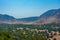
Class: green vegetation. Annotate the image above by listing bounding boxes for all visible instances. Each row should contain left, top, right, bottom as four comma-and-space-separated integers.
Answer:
0, 23, 60, 40
0, 28, 46, 40
0, 23, 60, 32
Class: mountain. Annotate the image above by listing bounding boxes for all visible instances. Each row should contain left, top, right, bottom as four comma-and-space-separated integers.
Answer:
0, 8, 60, 24
17, 17, 39, 22
0, 14, 16, 22
35, 9, 60, 24
0, 14, 39, 24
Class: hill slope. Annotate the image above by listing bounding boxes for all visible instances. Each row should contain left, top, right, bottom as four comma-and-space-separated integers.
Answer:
0, 14, 16, 22
35, 9, 60, 24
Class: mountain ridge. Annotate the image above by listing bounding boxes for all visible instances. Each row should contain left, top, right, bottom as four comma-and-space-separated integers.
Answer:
0, 8, 60, 24
0, 14, 39, 24
35, 8, 60, 24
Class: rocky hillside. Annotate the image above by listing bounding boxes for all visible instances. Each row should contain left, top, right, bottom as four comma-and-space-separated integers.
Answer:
35, 9, 60, 24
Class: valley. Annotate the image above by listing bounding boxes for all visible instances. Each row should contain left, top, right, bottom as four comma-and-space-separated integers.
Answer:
0, 8, 60, 40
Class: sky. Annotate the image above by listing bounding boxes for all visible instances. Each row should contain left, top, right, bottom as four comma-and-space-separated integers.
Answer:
0, 0, 60, 18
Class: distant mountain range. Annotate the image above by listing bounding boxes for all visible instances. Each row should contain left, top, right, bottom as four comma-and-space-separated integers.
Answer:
0, 14, 39, 24
0, 8, 60, 24
17, 17, 39, 22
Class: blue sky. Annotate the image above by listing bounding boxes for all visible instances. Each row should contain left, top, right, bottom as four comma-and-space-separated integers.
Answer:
0, 0, 60, 18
